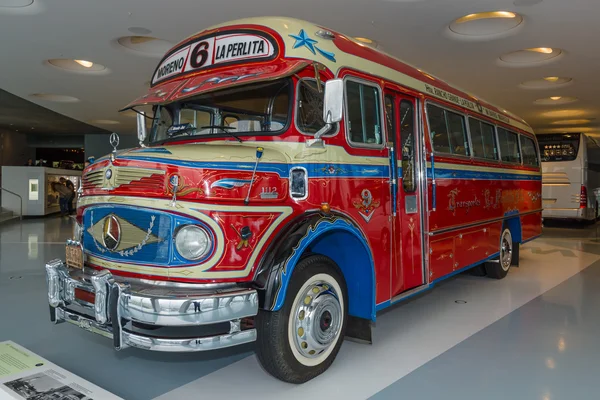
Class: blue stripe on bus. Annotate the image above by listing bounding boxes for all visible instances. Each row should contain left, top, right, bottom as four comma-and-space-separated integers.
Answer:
425, 167, 541, 181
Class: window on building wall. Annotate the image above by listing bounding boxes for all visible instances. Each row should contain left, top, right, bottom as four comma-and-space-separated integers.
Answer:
520, 135, 539, 166
497, 127, 521, 163
468, 118, 498, 160
346, 80, 383, 146
427, 104, 469, 156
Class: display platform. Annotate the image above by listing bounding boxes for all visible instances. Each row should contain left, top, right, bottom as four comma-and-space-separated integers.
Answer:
1, 167, 81, 217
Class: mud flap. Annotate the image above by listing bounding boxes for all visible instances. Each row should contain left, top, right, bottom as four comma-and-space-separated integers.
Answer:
345, 316, 372, 344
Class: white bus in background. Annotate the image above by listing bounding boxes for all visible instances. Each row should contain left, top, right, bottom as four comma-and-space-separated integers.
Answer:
538, 132, 600, 222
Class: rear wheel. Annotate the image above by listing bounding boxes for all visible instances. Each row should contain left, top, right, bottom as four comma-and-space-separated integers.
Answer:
255, 254, 348, 383
485, 228, 513, 279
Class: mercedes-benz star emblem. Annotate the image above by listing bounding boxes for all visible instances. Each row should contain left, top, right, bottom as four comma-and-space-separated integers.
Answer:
102, 215, 121, 251
105, 169, 113, 180
109, 132, 120, 152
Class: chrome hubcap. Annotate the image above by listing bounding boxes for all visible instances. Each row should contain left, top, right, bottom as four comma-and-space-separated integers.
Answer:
292, 281, 342, 359
500, 234, 512, 271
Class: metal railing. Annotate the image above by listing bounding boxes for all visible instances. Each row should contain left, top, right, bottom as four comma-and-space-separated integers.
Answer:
1, 187, 23, 220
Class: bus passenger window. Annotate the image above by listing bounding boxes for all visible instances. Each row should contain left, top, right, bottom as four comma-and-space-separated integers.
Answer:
520, 135, 539, 166
346, 80, 382, 146
427, 104, 469, 156
427, 104, 451, 153
400, 100, 416, 192
497, 128, 521, 163
385, 95, 395, 146
468, 118, 498, 160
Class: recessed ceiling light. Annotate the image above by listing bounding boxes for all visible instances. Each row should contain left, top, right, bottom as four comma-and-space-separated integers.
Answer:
30, 93, 80, 103
551, 119, 593, 125
47, 59, 107, 74
90, 119, 120, 125
500, 47, 562, 65
0, 0, 33, 7
520, 76, 572, 89
534, 96, 578, 105
526, 47, 553, 54
128, 26, 152, 35
116, 36, 173, 57
74, 59, 93, 68
542, 109, 587, 118
449, 11, 523, 37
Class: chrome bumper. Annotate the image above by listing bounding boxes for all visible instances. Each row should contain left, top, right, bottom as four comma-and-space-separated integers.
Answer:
45, 259, 258, 352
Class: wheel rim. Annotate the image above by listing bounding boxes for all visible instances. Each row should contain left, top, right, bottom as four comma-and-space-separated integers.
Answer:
500, 231, 513, 271
291, 279, 343, 362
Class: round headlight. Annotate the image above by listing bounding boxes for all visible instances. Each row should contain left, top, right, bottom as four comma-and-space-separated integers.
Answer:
175, 225, 211, 260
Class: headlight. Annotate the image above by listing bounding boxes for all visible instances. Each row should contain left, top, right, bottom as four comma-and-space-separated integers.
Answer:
72, 218, 83, 242
175, 225, 211, 260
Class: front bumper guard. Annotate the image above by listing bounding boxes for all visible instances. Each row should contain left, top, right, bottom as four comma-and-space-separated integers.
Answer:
45, 259, 258, 352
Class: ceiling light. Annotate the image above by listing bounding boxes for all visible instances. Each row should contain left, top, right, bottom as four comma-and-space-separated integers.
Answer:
449, 11, 523, 37
0, 0, 33, 7
527, 47, 553, 54
116, 36, 173, 56
520, 76, 572, 89
455, 11, 516, 24
47, 59, 107, 73
90, 119, 120, 125
128, 26, 152, 35
30, 93, 80, 103
542, 109, 587, 118
550, 119, 593, 125
534, 96, 578, 105
500, 48, 562, 65
74, 59, 93, 68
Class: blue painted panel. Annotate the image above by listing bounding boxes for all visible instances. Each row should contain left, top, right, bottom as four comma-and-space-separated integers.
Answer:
83, 205, 213, 267
426, 167, 541, 181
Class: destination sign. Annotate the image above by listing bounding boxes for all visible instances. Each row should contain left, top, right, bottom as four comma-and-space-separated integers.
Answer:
152, 31, 277, 86
424, 83, 510, 124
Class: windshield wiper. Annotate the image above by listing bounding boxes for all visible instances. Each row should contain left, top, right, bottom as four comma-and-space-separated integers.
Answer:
200, 126, 243, 142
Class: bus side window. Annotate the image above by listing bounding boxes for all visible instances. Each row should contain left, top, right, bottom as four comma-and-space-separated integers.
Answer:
426, 104, 469, 156
520, 135, 539, 166
498, 128, 521, 163
400, 100, 416, 192
469, 118, 498, 160
346, 80, 383, 146
384, 95, 395, 147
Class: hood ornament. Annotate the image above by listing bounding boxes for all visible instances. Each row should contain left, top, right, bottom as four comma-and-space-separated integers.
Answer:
109, 132, 120, 161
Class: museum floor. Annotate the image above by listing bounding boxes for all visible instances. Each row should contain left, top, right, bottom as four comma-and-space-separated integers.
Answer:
1, 217, 598, 399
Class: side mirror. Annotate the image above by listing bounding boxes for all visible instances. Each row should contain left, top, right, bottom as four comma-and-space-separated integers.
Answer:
323, 78, 343, 124
137, 111, 147, 147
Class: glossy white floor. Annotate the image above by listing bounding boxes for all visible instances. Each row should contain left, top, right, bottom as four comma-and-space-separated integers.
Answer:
1, 217, 599, 400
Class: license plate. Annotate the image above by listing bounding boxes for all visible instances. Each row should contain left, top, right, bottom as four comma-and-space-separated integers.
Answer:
66, 244, 84, 269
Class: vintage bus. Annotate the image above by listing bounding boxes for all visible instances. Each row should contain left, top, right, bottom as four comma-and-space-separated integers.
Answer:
45, 17, 542, 383
539, 132, 600, 222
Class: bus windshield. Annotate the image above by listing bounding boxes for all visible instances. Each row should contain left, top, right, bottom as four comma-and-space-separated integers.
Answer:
537, 133, 581, 162
150, 79, 291, 143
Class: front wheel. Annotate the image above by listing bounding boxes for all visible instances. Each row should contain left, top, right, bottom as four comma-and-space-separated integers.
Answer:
255, 254, 348, 383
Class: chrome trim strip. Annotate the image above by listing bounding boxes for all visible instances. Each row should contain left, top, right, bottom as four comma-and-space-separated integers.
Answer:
428, 209, 543, 236
55, 308, 257, 352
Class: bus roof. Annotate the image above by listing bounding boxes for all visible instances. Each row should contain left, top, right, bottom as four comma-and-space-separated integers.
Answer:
127, 17, 533, 134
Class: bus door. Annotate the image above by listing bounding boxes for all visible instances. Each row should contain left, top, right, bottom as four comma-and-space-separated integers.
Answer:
384, 92, 425, 297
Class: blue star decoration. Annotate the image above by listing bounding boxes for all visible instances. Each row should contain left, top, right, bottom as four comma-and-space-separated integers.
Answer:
289, 29, 336, 62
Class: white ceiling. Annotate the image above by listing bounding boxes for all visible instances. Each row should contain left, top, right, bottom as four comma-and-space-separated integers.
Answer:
0, 0, 599, 137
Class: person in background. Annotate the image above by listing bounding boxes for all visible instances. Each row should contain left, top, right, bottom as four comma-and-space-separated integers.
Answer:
53, 178, 72, 217
65, 178, 76, 214
25, 159, 33, 166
